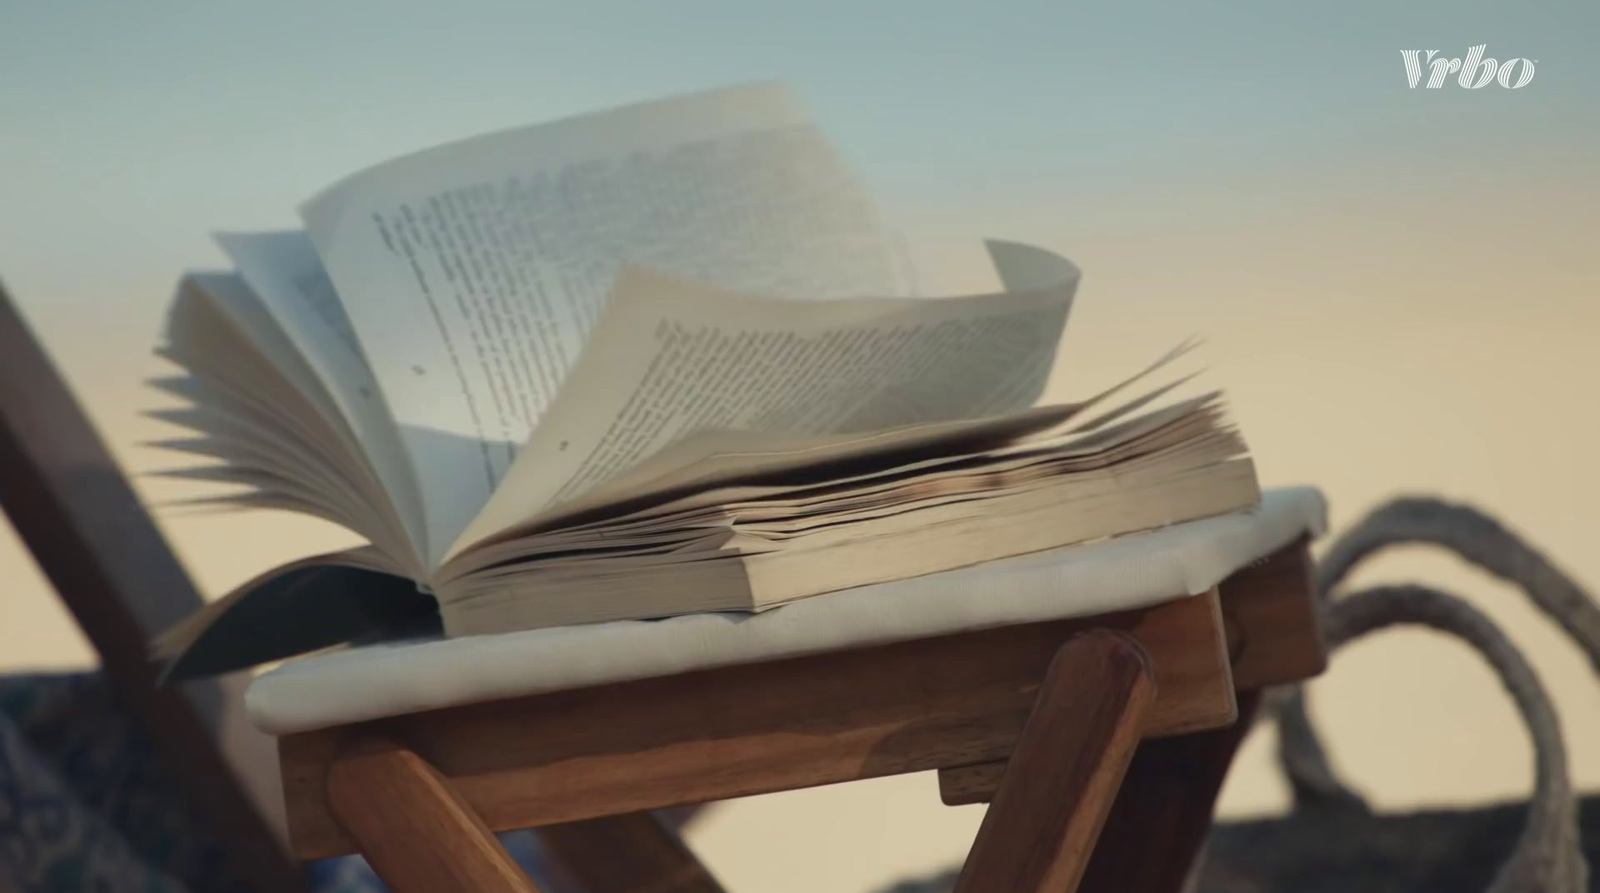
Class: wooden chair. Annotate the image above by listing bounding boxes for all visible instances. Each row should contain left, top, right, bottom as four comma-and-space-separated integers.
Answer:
1, 278, 1327, 893
263, 531, 1324, 893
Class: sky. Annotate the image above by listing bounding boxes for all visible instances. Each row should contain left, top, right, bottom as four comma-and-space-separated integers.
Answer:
3, 2, 1599, 891
3, 0, 1595, 303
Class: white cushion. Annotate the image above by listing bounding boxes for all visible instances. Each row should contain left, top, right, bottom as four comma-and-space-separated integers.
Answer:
246, 486, 1327, 734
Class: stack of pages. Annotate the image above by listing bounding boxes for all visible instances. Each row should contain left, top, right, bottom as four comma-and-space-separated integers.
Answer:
151, 83, 1259, 679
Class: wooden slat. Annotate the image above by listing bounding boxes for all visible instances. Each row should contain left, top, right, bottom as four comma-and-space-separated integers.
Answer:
283, 587, 1234, 859
938, 757, 1011, 806
953, 631, 1154, 893
1220, 538, 1324, 690
1076, 689, 1264, 893
327, 737, 540, 893
0, 284, 302, 892
541, 812, 727, 893
937, 539, 1321, 806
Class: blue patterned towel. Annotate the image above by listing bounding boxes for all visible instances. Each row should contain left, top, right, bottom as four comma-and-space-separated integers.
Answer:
0, 672, 556, 893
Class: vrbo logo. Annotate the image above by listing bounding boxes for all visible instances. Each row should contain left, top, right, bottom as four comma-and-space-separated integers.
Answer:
1402, 45, 1536, 89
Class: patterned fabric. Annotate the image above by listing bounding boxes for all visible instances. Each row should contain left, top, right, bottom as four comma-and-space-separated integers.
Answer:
0, 673, 559, 893
0, 673, 249, 893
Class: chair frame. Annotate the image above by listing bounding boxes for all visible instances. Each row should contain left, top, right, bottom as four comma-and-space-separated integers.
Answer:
0, 279, 1325, 893
0, 282, 303, 892
283, 540, 1321, 893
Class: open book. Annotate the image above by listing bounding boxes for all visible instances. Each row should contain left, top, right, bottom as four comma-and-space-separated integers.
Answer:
150, 83, 1260, 679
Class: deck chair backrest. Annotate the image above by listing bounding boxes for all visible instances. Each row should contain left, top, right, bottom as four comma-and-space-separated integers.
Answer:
0, 281, 302, 893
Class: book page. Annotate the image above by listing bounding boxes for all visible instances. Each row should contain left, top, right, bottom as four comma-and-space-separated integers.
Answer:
301, 83, 909, 565
157, 274, 426, 572
449, 241, 1080, 559
216, 231, 428, 564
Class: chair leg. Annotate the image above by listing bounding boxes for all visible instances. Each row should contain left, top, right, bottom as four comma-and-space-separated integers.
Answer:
954, 630, 1156, 893
540, 811, 727, 893
326, 736, 541, 893
1077, 689, 1264, 893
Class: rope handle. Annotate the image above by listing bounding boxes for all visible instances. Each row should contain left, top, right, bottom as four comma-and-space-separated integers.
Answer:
1271, 498, 1595, 893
